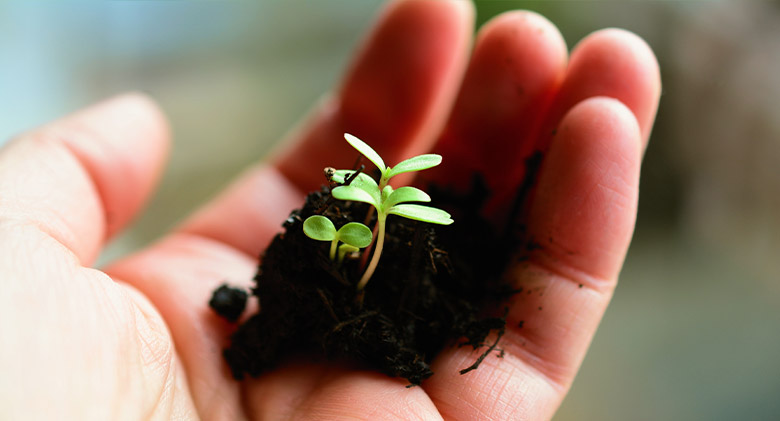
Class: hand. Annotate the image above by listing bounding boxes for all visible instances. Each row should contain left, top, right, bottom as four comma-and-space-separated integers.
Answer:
0, 0, 659, 419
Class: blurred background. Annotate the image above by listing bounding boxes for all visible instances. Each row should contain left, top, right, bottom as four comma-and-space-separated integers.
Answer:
2, 1, 778, 419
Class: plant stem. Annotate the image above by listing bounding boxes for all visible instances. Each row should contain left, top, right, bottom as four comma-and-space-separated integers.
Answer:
329, 239, 338, 260
357, 214, 385, 290
358, 207, 378, 269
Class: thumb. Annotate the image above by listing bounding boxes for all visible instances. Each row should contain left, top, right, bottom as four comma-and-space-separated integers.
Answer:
0, 93, 170, 264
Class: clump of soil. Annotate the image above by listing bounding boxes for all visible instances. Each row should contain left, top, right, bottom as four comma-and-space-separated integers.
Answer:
211, 177, 515, 386
209, 284, 248, 323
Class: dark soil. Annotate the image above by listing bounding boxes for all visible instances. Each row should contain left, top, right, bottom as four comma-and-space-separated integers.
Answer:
209, 284, 248, 323
210, 175, 518, 386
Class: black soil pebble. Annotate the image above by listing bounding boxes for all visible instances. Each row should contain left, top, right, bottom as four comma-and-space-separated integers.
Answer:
209, 284, 248, 323
210, 178, 517, 386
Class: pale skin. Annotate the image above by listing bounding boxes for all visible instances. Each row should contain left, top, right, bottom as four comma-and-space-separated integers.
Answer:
0, 1, 660, 420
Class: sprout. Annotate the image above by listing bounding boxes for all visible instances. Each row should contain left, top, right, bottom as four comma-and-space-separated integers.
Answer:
337, 244, 359, 265
302, 215, 373, 261
331, 134, 453, 290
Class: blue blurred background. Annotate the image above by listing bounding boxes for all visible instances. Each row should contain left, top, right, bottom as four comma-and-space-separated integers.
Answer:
2, 1, 779, 419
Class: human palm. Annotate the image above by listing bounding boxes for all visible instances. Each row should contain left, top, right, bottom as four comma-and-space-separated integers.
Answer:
0, 1, 659, 420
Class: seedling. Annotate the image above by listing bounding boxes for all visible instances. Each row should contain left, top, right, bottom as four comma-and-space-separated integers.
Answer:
337, 244, 359, 265
331, 133, 453, 290
302, 215, 373, 262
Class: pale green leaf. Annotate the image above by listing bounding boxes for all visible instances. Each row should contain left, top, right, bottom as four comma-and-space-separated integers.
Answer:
331, 170, 377, 188
337, 243, 359, 263
389, 204, 453, 225
330, 171, 346, 184
332, 185, 379, 207
336, 222, 373, 248
344, 133, 385, 172
332, 170, 380, 204
385, 186, 431, 209
381, 185, 393, 202
338, 244, 359, 253
302, 215, 337, 241
386, 154, 442, 178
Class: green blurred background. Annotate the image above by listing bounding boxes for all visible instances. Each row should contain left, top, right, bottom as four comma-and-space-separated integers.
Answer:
2, 1, 779, 419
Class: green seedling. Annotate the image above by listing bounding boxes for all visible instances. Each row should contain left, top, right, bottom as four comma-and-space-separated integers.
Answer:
331, 133, 453, 290
302, 215, 373, 261
337, 244, 359, 265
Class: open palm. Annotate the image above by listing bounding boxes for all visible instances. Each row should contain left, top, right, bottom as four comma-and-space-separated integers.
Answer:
0, 1, 660, 419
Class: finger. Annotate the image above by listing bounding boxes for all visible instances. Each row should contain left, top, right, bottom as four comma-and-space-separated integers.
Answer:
530, 98, 642, 280
0, 94, 196, 417
107, 231, 445, 421
242, 364, 442, 420
179, 165, 305, 257
538, 28, 661, 152
273, 0, 474, 192
424, 98, 643, 420
106, 233, 257, 421
105, 167, 305, 419
107, 1, 474, 418
422, 11, 567, 212
0, 93, 169, 264
181, 0, 474, 257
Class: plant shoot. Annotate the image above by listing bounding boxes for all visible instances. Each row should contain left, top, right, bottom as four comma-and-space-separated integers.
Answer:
302, 215, 373, 261
331, 133, 453, 290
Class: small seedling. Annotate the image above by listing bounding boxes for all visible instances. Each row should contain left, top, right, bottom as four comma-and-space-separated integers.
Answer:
337, 244, 359, 265
303, 215, 373, 262
330, 133, 453, 290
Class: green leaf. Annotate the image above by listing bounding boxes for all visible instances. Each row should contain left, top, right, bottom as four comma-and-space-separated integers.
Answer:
344, 133, 386, 172
332, 185, 379, 207
332, 169, 380, 204
336, 222, 373, 248
303, 215, 337, 241
338, 244, 359, 254
333, 172, 381, 208
337, 243, 359, 264
384, 186, 431, 209
331, 170, 377, 188
381, 185, 393, 202
386, 154, 442, 178
330, 171, 346, 184
389, 204, 453, 225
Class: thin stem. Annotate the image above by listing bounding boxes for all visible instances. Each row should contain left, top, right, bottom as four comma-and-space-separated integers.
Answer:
356, 214, 385, 290
329, 239, 338, 260
337, 248, 346, 266
359, 207, 378, 269
378, 171, 389, 192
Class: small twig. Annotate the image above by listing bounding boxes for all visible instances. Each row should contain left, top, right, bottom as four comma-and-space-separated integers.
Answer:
344, 164, 365, 186
459, 307, 509, 375
459, 326, 506, 375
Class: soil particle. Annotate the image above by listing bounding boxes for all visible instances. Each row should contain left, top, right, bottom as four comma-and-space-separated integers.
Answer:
209, 284, 248, 323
